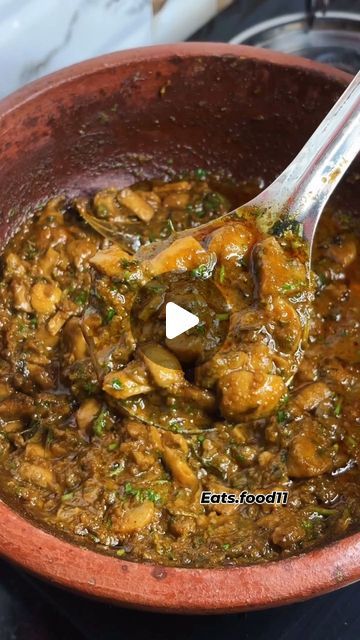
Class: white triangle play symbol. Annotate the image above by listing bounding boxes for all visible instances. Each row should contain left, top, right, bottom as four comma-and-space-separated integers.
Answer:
165, 302, 199, 340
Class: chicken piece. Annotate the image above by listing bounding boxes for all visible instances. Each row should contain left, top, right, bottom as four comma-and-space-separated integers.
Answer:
31, 282, 62, 315
271, 514, 307, 549
255, 236, 307, 299
287, 422, 333, 478
268, 295, 302, 353
136, 190, 161, 211
37, 197, 64, 226
163, 192, 190, 209
5, 252, 27, 276
11, 280, 32, 312
0, 383, 12, 401
66, 239, 97, 270
154, 180, 192, 194
34, 326, 60, 349
293, 382, 331, 412
180, 384, 216, 413
140, 343, 184, 390
165, 333, 204, 364
47, 310, 71, 336
2, 420, 24, 434
62, 318, 88, 362
25, 443, 50, 460
124, 419, 148, 439
0, 394, 34, 420
19, 462, 58, 492
327, 238, 357, 268
90, 245, 134, 277
103, 361, 153, 400
37, 247, 60, 277
76, 398, 102, 433
204, 480, 239, 514
218, 370, 285, 421
161, 431, 189, 455
118, 188, 155, 222
195, 350, 249, 389
162, 446, 198, 490
93, 189, 122, 219
114, 501, 155, 535
144, 236, 212, 276
169, 516, 196, 538
207, 222, 254, 266
131, 450, 156, 470
197, 342, 273, 390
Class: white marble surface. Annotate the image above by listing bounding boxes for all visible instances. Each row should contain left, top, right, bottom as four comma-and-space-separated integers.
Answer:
0, 0, 220, 98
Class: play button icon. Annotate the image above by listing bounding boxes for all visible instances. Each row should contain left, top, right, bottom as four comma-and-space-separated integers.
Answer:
165, 302, 199, 340
130, 270, 230, 367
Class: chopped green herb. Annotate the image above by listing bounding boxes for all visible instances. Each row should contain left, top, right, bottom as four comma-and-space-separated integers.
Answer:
280, 281, 304, 293
108, 442, 119, 452
188, 201, 205, 218
167, 218, 175, 234
345, 435, 356, 450
310, 507, 335, 517
45, 429, 54, 447
168, 418, 182, 432
120, 259, 133, 269
143, 489, 161, 503
109, 461, 124, 477
216, 313, 229, 321
277, 410, 288, 424
61, 491, 74, 502
111, 378, 123, 391
222, 543, 230, 550
93, 409, 109, 437
203, 192, 225, 213
73, 290, 89, 305
271, 218, 302, 237
104, 307, 116, 324
124, 483, 161, 503
18, 322, 27, 334
191, 263, 213, 280
124, 482, 140, 499
302, 519, 314, 533
149, 285, 165, 293
83, 381, 97, 394
219, 265, 226, 284
334, 398, 343, 417
195, 323, 206, 335
116, 548, 126, 557
194, 168, 208, 180
24, 240, 38, 261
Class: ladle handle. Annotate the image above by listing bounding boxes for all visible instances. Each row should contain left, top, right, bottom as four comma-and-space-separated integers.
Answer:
252, 70, 360, 243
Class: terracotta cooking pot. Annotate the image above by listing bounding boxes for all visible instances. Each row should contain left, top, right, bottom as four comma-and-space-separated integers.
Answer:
0, 43, 359, 614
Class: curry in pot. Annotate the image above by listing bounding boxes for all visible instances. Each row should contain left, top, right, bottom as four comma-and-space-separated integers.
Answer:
0, 173, 359, 567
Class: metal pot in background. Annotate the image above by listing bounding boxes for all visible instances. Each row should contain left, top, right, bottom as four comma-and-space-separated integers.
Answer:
231, 8, 360, 74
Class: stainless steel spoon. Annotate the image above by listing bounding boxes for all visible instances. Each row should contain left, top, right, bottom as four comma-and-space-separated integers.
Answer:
81, 70, 360, 255
139, 69, 360, 261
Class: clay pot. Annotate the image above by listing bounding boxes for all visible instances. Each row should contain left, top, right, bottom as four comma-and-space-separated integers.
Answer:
0, 44, 358, 613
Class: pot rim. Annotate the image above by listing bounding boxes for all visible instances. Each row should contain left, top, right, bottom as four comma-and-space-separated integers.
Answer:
0, 42, 351, 117
0, 43, 356, 613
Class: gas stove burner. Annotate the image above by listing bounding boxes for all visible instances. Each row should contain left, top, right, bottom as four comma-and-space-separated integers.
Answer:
231, 11, 360, 74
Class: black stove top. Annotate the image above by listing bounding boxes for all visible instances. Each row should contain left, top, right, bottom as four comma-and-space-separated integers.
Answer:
192, 0, 360, 47
2, 556, 360, 640
1, 1, 360, 638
